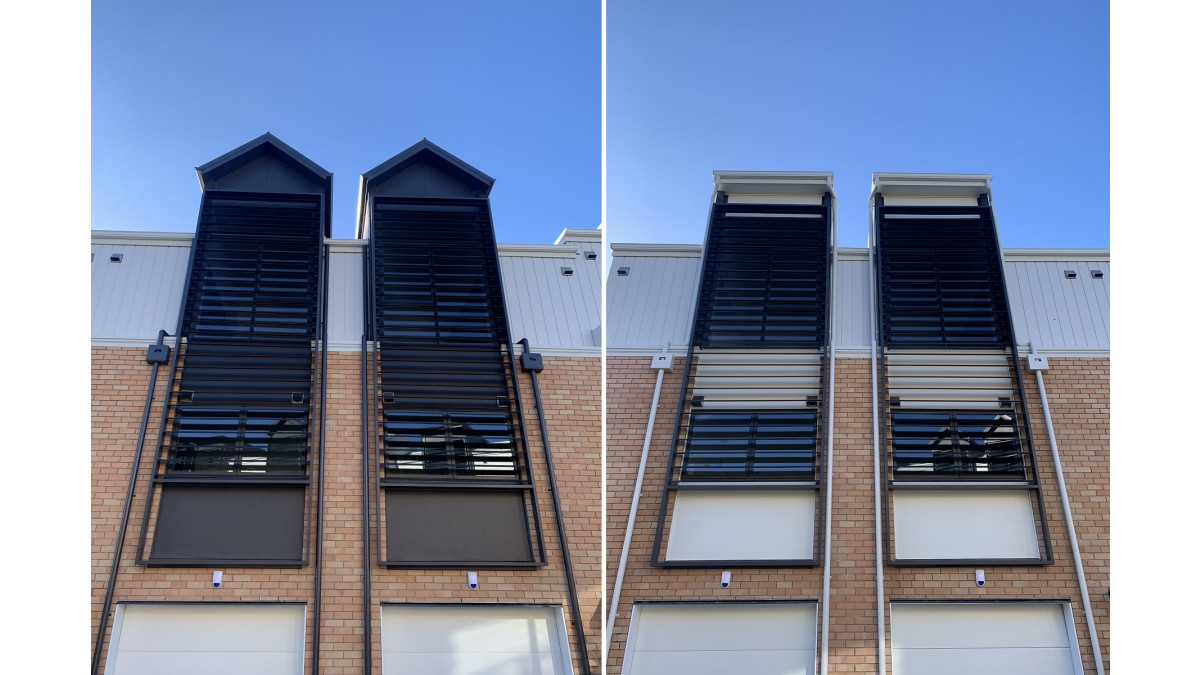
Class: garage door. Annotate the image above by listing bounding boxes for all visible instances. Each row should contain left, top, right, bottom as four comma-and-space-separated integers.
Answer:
381, 605, 572, 675
105, 603, 305, 675
622, 603, 816, 675
891, 603, 1082, 675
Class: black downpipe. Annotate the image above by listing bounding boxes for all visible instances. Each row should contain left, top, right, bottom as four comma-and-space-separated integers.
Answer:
516, 338, 591, 675
311, 240, 330, 675
361, 237, 375, 673
92, 330, 171, 675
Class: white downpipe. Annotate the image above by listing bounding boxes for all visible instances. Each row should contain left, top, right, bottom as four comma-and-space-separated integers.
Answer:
1029, 344, 1106, 675
819, 246, 838, 675
605, 346, 669, 655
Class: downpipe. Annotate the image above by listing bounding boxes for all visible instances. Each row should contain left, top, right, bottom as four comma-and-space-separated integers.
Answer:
819, 245, 838, 675
92, 330, 171, 675
517, 338, 592, 675
606, 345, 670, 655
1028, 344, 1105, 675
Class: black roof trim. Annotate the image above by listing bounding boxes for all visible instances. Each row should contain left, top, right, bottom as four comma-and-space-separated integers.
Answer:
195, 132, 333, 192
362, 139, 495, 196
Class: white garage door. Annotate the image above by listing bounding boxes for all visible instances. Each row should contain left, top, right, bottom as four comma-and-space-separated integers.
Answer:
105, 603, 306, 675
891, 603, 1082, 675
622, 603, 816, 675
381, 604, 572, 675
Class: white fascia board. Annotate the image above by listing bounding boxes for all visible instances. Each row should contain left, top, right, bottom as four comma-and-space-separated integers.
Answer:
606, 346, 692, 357
870, 172, 993, 201
554, 227, 601, 244
327, 238, 367, 251
1002, 248, 1110, 261
498, 243, 581, 258
713, 171, 835, 203
836, 247, 869, 260
92, 230, 194, 246
609, 243, 702, 257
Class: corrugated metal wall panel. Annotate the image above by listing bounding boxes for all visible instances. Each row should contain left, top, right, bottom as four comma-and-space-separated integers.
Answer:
1004, 259, 1110, 350
327, 245, 365, 345
91, 241, 191, 339
834, 255, 872, 349
606, 254, 701, 349
499, 251, 601, 349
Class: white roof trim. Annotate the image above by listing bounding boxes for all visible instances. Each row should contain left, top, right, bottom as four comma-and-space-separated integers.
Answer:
498, 243, 580, 258
871, 172, 992, 200
610, 243, 702, 257
92, 230, 193, 246
554, 228, 601, 244
713, 170, 835, 199
1002, 248, 1110, 261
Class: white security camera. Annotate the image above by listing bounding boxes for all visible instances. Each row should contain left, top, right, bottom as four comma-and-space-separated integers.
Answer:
212, 570, 223, 589
975, 569, 985, 587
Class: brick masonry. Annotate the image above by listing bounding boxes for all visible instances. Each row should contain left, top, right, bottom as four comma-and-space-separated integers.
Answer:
92, 347, 602, 674
605, 354, 1108, 674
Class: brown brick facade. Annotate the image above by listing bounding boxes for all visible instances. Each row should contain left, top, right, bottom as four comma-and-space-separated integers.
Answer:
93, 347, 602, 674
605, 354, 1109, 674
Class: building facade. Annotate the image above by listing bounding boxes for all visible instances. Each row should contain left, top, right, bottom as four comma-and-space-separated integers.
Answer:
606, 172, 1109, 674
91, 135, 602, 674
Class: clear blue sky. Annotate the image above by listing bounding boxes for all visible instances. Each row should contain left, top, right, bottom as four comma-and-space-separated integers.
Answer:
607, 1, 1110, 249
92, 1, 600, 243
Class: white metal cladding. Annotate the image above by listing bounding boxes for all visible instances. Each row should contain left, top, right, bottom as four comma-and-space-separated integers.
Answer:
326, 242, 365, 345
1003, 257, 1110, 351
91, 241, 191, 340
105, 603, 305, 675
885, 351, 1014, 408
380, 605, 571, 675
606, 251, 702, 350
693, 350, 821, 408
892, 490, 1040, 560
833, 251, 872, 350
499, 248, 602, 350
665, 491, 815, 561
891, 602, 1082, 675
622, 603, 817, 675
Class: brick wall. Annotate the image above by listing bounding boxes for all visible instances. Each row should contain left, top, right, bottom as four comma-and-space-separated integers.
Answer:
92, 347, 602, 674
606, 355, 1109, 674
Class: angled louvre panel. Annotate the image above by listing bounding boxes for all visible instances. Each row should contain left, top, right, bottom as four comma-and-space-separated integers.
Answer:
166, 191, 321, 477
693, 203, 829, 349
877, 206, 1010, 349
693, 350, 822, 409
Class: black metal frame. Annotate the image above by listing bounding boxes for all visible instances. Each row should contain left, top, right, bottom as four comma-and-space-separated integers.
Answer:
366, 195, 546, 568
872, 193, 1054, 567
651, 196, 832, 568
135, 190, 327, 567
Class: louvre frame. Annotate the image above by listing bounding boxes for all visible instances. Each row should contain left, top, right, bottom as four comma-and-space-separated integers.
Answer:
366, 195, 546, 568
651, 194, 833, 568
137, 189, 327, 567
872, 193, 1054, 566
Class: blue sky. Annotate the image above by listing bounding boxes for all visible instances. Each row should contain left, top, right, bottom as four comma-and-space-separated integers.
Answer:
607, 1, 1110, 248
91, 1, 600, 243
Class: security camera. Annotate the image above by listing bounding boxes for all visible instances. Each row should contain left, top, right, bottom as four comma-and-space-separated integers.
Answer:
467, 572, 478, 590
212, 570, 223, 589
975, 569, 985, 587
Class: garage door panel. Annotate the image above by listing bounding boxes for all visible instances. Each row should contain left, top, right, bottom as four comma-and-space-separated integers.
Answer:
381, 651, 562, 675
890, 603, 1080, 675
623, 604, 816, 675
381, 605, 569, 675
894, 647, 1076, 674
891, 603, 1070, 648
632, 604, 815, 651
108, 604, 305, 675
112, 651, 303, 675
630, 649, 815, 675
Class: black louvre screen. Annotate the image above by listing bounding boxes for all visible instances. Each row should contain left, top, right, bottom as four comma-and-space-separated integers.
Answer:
877, 206, 1011, 349
371, 197, 522, 482
167, 192, 321, 476
693, 202, 830, 349
683, 411, 818, 480
890, 409, 1028, 480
